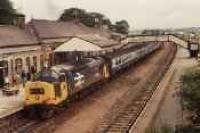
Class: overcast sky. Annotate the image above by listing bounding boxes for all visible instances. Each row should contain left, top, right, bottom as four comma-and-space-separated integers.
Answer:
11, 0, 200, 29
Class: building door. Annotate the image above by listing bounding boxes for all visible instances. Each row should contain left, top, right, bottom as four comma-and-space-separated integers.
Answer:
0, 60, 8, 87
0, 67, 4, 87
26, 57, 31, 72
15, 58, 23, 74
33, 56, 37, 72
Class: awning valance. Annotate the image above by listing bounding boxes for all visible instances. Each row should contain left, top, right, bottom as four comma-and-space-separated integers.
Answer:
54, 37, 102, 52
0, 45, 41, 54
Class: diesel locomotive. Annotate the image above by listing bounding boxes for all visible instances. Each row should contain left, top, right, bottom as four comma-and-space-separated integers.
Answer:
24, 42, 161, 118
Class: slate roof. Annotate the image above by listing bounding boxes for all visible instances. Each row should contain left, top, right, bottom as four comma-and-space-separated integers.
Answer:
0, 19, 122, 50
28, 19, 112, 40
0, 25, 38, 48
77, 34, 119, 48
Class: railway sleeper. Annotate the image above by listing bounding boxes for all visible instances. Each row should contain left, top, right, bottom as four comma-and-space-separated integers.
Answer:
119, 111, 138, 116
101, 121, 130, 127
112, 120, 132, 125
99, 126, 128, 130
103, 126, 129, 133
115, 116, 133, 121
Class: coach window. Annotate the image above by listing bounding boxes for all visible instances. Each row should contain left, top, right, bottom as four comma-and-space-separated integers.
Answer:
49, 53, 53, 66
115, 59, 118, 66
117, 57, 121, 65
59, 74, 66, 82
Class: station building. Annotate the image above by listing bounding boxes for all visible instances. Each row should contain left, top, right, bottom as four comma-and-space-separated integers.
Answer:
0, 18, 123, 86
0, 25, 42, 85
27, 19, 122, 63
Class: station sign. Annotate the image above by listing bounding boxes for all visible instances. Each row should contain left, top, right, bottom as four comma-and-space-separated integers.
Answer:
188, 43, 199, 58
190, 43, 199, 51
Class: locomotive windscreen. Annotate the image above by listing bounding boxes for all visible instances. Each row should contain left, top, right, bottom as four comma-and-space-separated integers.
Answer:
37, 69, 60, 83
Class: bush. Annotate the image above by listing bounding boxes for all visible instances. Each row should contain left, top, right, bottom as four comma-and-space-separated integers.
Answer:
181, 68, 200, 123
146, 124, 174, 133
176, 125, 200, 133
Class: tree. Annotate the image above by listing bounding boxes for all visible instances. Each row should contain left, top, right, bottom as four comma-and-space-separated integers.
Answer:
80, 13, 96, 27
103, 18, 111, 26
59, 8, 87, 22
0, 0, 14, 11
114, 20, 130, 34
59, 8, 112, 28
59, 8, 98, 27
59, 8, 131, 33
82, 12, 106, 27
181, 68, 200, 123
0, 0, 16, 25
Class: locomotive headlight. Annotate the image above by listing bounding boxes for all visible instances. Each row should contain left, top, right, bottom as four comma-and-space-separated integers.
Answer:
46, 98, 55, 104
35, 95, 40, 100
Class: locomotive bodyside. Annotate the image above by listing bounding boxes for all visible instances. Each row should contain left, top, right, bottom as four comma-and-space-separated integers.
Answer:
24, 58, 109, 118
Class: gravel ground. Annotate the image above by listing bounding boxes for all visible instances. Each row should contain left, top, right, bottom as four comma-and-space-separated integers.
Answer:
153, 46, 198, 130
53, 43, 172, 133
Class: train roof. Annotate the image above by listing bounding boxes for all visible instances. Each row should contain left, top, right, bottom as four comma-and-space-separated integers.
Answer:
51, 57, 104, 73
51, 64, 74, 73
104, 42, 149, 59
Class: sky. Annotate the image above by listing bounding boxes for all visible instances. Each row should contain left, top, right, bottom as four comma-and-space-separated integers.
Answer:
11, 0, 200, 29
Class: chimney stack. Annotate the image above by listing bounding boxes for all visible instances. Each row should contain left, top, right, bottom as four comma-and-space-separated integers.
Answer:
13, 14, 25, 29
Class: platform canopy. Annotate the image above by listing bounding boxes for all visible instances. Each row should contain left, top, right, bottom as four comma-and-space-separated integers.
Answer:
54, 37, 103, 52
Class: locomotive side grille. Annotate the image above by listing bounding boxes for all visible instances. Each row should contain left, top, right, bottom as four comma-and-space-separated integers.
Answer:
30, 88, 44, 95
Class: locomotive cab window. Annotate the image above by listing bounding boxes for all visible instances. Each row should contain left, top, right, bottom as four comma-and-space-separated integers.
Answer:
59, 74, 66, 82
54, 84, 62, 97
38, 69, 59, 83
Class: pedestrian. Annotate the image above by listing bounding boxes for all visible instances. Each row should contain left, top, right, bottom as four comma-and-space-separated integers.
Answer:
15, 73, 21, 90
4, 76, 9, 89
27, 71, 31, 81
25, 66, 29, 81
12, 75, 16, 86
21, 70, 26, 87
31, 65, 37, 81
44, 61, 48, 69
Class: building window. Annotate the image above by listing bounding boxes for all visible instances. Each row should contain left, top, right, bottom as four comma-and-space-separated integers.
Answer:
10, 59, 14, 76
15, 58, 23, 74
0, 60, 8, 75
0, 60, 8, 87
26, 57, 31, 72
40, 55, 44, 68
33, 56, 37, 72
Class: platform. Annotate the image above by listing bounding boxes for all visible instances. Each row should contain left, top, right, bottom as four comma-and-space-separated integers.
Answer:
0, 85, 24, 118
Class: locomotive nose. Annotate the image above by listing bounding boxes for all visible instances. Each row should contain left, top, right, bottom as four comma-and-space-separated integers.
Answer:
25, 81, 54, 106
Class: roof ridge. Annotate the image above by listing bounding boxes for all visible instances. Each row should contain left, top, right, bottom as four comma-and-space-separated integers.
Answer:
0, 25, 16, 28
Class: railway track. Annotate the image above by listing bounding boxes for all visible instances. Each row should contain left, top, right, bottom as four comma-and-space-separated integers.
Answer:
0, 43, 177, 133
0, 111, 31, 133
95, 43, 177, 133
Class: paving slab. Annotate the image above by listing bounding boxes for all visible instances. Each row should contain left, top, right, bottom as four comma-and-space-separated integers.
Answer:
0, 85, 24, 118
130, 47, 198, 133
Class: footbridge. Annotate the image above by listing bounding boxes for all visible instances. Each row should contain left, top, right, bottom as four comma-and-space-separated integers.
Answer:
127, 35, 189, 49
